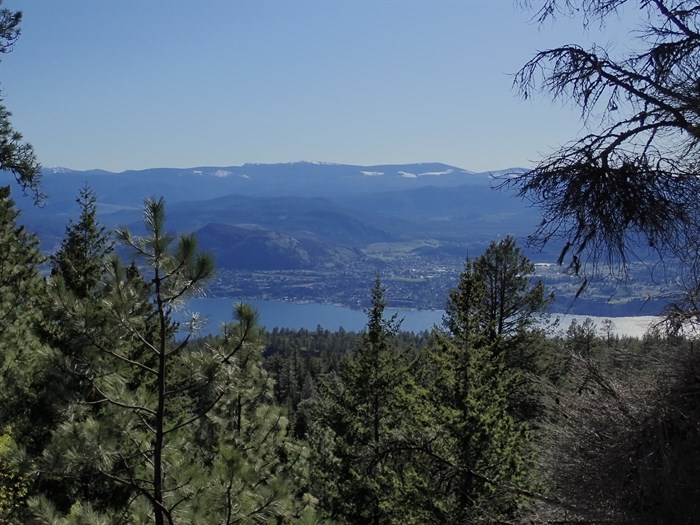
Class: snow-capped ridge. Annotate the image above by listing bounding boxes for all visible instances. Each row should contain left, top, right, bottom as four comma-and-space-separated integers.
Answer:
418, 169, 453, 176
281, 160, 341, 166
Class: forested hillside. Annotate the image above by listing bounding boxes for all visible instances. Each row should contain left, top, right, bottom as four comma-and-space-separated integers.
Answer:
3, 0, 700, 523
2, 190, 698, 523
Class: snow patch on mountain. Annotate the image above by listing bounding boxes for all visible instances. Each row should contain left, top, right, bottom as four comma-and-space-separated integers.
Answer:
398, 171, 417, 178
283, 160, 340, 166
419, 169, 453, 176
361, 171, 384, 177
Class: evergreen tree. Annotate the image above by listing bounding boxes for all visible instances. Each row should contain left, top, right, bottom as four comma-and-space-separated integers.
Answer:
310, 276, 424, 524
0, 431, 30, 524
0, 190, 52, 449
473, 237, 552, 419
0, 187, 45, 522
0, 8, 44, 467
418, 259, 533, 522
50, 185, 112, 299
32, 198, 316, 524
0, 187, 117, 522
473, 236, 550, 342
34, 189, 129, 512
565, 317, 598, 358
179, 306, 317, 524
0, 187, 45, 424
0, 3, 42, 200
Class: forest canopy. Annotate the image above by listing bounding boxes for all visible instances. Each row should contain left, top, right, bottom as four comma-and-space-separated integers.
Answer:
1, 1, 699, 523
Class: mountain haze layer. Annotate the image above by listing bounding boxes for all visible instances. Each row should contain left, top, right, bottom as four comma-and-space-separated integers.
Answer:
5, 162, 663, 315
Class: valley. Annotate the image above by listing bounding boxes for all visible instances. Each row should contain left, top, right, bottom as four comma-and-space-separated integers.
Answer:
9, 161, 674, 318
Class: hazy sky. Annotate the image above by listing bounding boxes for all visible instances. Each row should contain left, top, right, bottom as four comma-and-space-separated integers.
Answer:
0, 0, 627, 172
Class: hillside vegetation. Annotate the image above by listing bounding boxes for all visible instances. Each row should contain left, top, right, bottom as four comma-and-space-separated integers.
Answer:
1, 191, 697, 524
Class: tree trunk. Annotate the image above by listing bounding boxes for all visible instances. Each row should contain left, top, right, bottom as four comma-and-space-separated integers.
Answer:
153, 271, 167, 525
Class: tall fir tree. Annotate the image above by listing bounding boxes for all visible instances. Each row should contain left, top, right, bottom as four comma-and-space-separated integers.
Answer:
473, 236, 552, 420
417, 259, 533, 523
310, 276, 425, 524
473, 236, 550, 342
35, 188, 130, 513
50, 185, 113, 299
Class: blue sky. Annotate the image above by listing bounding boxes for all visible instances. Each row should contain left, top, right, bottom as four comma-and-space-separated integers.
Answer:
0, 0, 624, 172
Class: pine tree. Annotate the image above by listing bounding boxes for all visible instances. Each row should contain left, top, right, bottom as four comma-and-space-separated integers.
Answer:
473, 236, 552, 420
0, 187, 45, 522
32, 198, 316, 524
0, 192, 47, 439
310, 276, 424, 524
178, 305, 317, 524
507, 0, 700, 283
418, 259, 533, 522
0, 4, 42, 200
473, 236, 550, 342
0, 187, 44, 384
0, 431, 30, 524
50, 185, 112, 299
35, 190, 132, 512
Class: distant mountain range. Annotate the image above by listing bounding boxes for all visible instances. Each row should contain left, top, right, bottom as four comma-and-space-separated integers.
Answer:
4, 161, 666, 316
40, 161, 497, 207
10, 161, 539, 259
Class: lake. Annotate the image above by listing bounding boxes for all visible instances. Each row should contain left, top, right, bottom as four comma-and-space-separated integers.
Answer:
184, 297, 444, 333
183, 297, 659, 338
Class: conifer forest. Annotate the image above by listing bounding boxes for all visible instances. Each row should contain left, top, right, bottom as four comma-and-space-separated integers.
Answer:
2, 1, 700, 524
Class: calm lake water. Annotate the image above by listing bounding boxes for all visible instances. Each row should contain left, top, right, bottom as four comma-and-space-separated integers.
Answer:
183, 297, 658, 338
